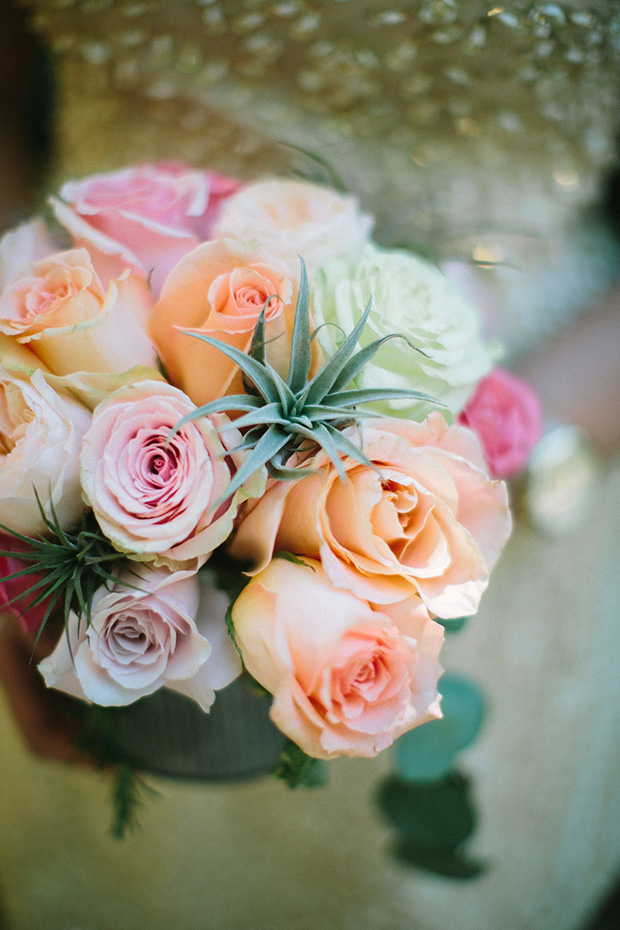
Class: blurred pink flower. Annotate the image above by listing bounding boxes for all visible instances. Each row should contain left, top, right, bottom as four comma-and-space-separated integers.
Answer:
51, 162, 242, 295
458, 367, 543, 478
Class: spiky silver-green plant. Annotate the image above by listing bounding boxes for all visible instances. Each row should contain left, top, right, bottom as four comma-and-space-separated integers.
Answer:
175, 260, 437, 497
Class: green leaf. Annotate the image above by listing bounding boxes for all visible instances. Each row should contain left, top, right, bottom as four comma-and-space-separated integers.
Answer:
302, 298, 374, 406
273, 740, 328, 788
392, 836, 485, 879
395, 674, 485, 782
267, 460, 317, 481
330, 333, 427, 395
180, 331, 277, 403
310, 422, 347, 482
377, 771, 477, 850
224, 602, 243, 660
435, 615, 470, 634
219, 424, 291, 502
286, 259, 312, 394
273, 551, 315, 569
220, 402, 288, 432
249, 299, 274, 368
326, 386, 438, 407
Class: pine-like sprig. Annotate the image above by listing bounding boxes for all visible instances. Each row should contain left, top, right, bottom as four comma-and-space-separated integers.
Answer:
0, 498, 129, 648
173, 259, 437, 498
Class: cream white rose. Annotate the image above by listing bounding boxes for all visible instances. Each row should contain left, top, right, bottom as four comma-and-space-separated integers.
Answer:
312, 244, 492, 418
0, 367, 91, 535
212, 179, 373, 276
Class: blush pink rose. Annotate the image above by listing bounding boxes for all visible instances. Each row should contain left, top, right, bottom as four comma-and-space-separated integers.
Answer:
0, 367, 91, 536
38, 566, 214, 709
0, 248, 157, 376
80, 380, 263, 569
232, 557, 443, 759
52, 163, 242, 295
212, 178, 374, 276
230, 412, 512, 619
458, 367, 543, 478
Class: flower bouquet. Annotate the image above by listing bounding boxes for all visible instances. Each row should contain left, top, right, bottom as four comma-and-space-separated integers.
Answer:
0, 163, 540, 861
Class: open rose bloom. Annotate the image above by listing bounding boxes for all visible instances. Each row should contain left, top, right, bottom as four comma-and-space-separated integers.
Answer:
0, 162, 521, 774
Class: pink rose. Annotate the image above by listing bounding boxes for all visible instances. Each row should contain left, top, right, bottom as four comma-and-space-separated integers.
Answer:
52, 163, 242, 295
38, 566, 236, 710
458, 367, 543, 478
80, 380, 262, 569
0, 367, 91, 536
0, 248, 157, 376
232, 557, 443, 759
230, 412, 512, 619
212, 178, 374, 275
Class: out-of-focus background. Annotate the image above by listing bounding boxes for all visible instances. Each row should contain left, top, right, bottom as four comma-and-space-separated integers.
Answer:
0, 2, 619, 928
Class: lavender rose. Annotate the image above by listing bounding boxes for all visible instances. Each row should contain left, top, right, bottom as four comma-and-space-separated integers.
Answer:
39, 566, 240, 710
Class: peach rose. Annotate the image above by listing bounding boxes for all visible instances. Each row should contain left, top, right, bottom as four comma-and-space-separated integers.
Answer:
458, 367, 543, 478
212, 178, 373, 276
0, 367, 91, 536
149, 239, 317, 406
80, 380, 263, 569
0, 248, 157, 376
232, 557, 443, 759
52, 163, 241, 295
231, 412, 512, 618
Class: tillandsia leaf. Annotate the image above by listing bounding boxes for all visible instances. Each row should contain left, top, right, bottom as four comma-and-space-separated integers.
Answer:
180, 332, 276, 403
281, 142, 348, 193
267, 461, 317, 480
327, 387, 438, 407
249, 295, 279, 368
217, 403, 289, 433
178, 261, 440, 493
300, 298, 374, 407
286, 259, 312, 394
323, 424, 376, 471
299, 405, 373, 422
307, 422, 347, 483
330, 333, 430, 395
223, 425, 291, 501
265, 362, 296, 414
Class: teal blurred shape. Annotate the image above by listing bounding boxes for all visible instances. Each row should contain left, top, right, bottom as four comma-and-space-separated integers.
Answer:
395, 673, 485, 781
377, 771, 477, 850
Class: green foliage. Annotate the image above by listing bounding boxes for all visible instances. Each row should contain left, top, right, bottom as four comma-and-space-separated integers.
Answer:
378, 771, 476, 847
395, 673, 485, 781
78, 703, 159, 840
0, 501, 129, 647
109, 764, 159, 841
377, 770, 485, 878
273, 740, 328, 789
435, 615, 470, 634
392, 836, 485, 879
174, 259, 436, 502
